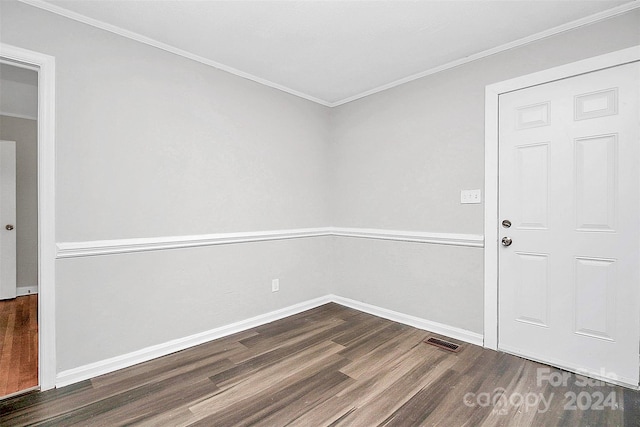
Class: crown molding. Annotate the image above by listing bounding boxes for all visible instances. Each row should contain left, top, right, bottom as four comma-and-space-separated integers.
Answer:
18, 0, 640, 108
328, 1, 640, 107
17, 0, 332, 107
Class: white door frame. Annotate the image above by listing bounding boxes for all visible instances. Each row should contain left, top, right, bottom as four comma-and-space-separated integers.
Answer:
484, 45, 640, 351
0, 43, 57, 391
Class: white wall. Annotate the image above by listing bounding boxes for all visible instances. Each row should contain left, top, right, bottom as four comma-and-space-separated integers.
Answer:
329, 10, 640, 333
0, 0, 331, 371
0, 115, 39, 291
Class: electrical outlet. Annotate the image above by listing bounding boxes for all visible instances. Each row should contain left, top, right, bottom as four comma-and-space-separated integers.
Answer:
271, 279, 279, 292
461, 189, 482, 204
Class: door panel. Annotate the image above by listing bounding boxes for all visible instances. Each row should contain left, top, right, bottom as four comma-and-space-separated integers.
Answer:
514, 252, 549, 327
574, 134, 617, 231
516, 143, 549, 229
498, 62, 639, 386
574, 257, 616, 341
0, 140, 17, 300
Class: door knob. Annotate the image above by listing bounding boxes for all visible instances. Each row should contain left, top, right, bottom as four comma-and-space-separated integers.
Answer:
501, 237, 512, 247
5, 224, 14, 231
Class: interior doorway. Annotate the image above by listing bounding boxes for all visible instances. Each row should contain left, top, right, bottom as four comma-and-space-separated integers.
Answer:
0, 43, 56, 394
0, 62, 40, 398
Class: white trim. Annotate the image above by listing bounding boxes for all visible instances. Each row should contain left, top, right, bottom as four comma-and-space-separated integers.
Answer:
17, 0, 331, 108
56, 295, 333, 387
17, 0, 639, 108
332, 227, 484, 248
0, 43, 57, 391
57, 228, 334, 258
56, 227, 484, 258
483, 46, 640, 351
0, 58, 39, 72
484, 82, 500, 351
0, 111, 38, 121
330, 2, 640, 107
330, 295, 484, 347
16, 285, 38, 296
55, 294, 483, 387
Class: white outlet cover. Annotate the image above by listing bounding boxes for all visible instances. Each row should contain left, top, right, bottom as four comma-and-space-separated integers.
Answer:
461, 189, 482, 204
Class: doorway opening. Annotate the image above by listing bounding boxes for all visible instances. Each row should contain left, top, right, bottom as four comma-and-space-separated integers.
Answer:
0, 43, 56, 396
0, 62, 39, 397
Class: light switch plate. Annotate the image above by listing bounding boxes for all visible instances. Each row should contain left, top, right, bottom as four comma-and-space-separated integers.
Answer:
461, 189, 482, 204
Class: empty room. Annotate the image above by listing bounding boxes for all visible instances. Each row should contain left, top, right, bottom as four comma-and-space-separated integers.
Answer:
0, 0, 639, 425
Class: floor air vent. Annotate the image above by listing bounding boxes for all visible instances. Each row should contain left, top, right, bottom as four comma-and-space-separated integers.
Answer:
424, 337, 461, 353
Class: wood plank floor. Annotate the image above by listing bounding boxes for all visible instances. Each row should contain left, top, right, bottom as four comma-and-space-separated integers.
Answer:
1, 302, 639, 426
0, 295, 38, 397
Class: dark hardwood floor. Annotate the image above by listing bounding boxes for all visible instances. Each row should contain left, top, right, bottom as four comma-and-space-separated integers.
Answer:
0, 295, 38, 397
1, 302, 638, 426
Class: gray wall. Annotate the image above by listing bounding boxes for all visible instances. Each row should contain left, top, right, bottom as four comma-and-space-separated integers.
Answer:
1, 0, 638, 373
0, 66, 38, 120
57, 237, 330, 368
329, 10, 640, 334
1, 3, 330, 241
0, 115, 38, 290
0, 0, 331, 371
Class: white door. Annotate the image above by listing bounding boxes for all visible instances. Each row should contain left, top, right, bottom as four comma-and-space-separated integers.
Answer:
498, 62, 640, 386
0, 140, 17, 300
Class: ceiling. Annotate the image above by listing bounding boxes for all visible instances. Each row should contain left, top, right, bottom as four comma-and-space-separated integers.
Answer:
22, 0, 638, 106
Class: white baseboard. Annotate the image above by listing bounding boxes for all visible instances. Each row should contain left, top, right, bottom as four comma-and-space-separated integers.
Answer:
55, 294, 483, 388
16, 285, 38, 296
55, 295, 332, 387
329, 294, 484, 347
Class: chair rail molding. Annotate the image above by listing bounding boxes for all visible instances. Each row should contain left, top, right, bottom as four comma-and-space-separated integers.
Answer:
57, 227, 485, 258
